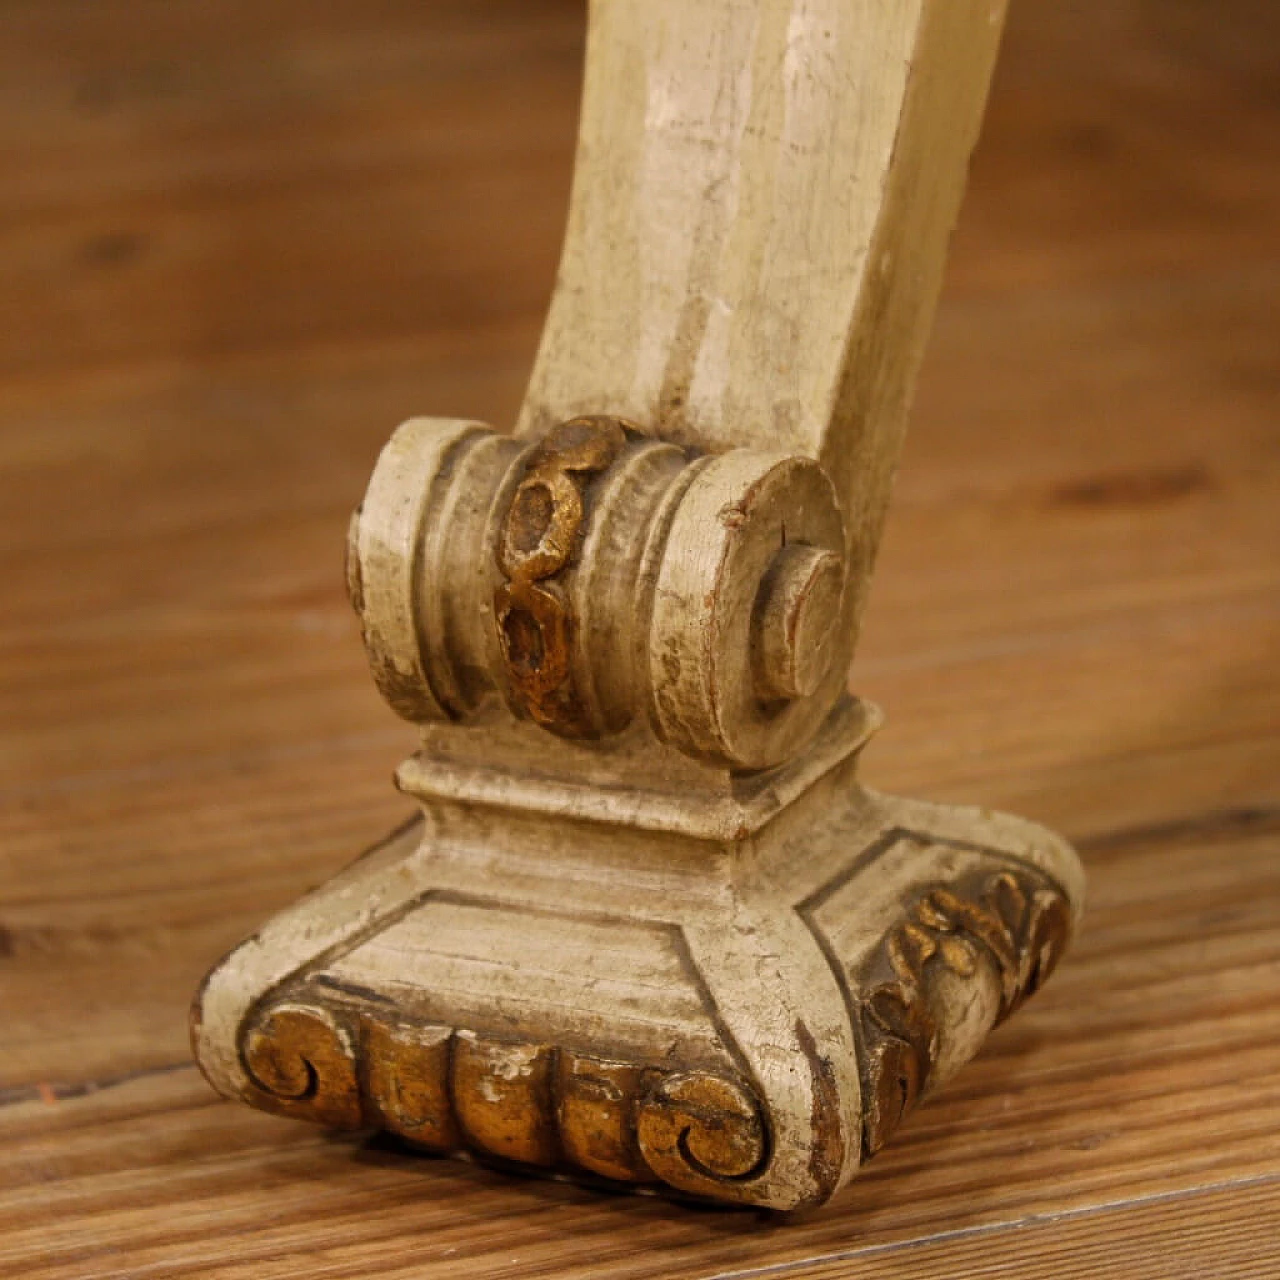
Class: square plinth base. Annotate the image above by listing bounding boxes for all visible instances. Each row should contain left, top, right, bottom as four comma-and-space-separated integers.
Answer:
192, 734, 1083, 1211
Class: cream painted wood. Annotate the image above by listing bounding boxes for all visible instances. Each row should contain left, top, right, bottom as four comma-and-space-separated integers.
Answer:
191, 0, 1083, 1211
521, 0, 1010, 637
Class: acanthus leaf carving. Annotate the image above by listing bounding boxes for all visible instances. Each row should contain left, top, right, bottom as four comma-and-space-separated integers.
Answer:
855, 866, 1072, 1157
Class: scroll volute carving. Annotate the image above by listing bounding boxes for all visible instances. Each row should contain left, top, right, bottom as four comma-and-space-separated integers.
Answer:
346, 413, 850, 770
345, 0, 1011, 773
235, 995, 770, 1201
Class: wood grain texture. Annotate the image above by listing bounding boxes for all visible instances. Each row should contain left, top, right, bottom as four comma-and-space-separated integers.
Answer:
1, 0, 1277, 1272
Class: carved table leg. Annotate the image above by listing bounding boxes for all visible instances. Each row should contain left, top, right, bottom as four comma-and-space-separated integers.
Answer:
192, 0, 1084, 1211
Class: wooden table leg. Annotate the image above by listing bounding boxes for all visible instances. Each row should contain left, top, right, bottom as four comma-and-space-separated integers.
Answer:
191, 0, 1083, 1211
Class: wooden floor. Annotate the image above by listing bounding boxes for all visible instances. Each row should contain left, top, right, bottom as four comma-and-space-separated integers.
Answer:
2, 1, 1278, 1275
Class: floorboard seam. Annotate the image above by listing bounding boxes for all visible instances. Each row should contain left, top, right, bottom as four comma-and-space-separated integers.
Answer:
699, 1173, 1280, 1280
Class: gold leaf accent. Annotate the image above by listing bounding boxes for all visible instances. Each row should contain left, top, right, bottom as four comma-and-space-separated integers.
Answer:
635, 1072, 768, 1195
494, 415, 630, 736
241, 1002, 362, 1128
556, 1053, 653, 1182
236, 993, 769, 1194
856, 868, 1072, 1157
452, 1033, 558, 1167
363, 1020, 458, 1150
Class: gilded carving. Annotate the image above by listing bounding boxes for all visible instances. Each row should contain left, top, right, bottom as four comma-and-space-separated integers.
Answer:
855, 868, 1073, 1156
556, 1053, 651, 1182
494, 415, 629, 737
363, 1020, 458, 1150
241, 1002, 362, 1129
235, 995, 770, 1197
452, 1034, 558, 1166
634, 1072, 769, 1198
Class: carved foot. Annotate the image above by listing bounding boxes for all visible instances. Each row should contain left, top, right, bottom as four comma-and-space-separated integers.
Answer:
192, 728, 1081, 1210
